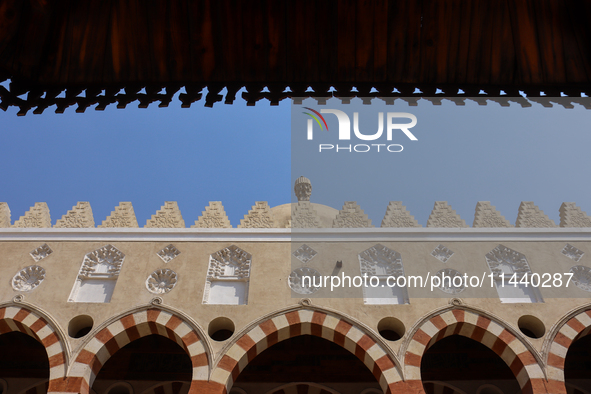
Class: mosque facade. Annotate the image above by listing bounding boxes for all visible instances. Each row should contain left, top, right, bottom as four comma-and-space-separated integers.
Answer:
1, 178, 591, 394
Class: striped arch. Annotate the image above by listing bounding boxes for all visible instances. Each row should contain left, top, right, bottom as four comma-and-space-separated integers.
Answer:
404, 309, 546, 394
68, 308, 209, 394
210, 309, 403, 394
0, 305, 68, 392
546, 308, 591, 394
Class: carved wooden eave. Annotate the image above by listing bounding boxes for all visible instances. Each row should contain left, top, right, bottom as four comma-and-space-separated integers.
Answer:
1, 0, 590, 114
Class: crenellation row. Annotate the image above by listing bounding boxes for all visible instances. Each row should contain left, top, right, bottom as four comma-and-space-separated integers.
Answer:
1, 200, 591, 228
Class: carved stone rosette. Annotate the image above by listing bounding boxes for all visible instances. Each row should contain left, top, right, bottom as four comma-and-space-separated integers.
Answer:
288, 267, 321, 295
146, 268, 178, 294
570, 265, 591, 292
435, 268, 466, 294
12, 265, 46, 292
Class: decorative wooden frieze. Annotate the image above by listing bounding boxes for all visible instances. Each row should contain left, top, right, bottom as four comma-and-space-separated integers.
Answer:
426, 202, 467, 228
13, 203, 51, 228
473, 201, 512, 228
192, 201, 232, 228
381, 201, 420, 228
559, 202, 591, 228
515, 201, 556, 228
238, 202, 276, 228
333, 202, 372, 228
100, 202, 139, 228
145, 201, 185, 228
54, 202, 95, 228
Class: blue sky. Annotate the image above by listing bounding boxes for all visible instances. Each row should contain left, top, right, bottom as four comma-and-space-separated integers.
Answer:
293, 96, 591, 227
2, 87, 591, 228
0, 88, 291, 227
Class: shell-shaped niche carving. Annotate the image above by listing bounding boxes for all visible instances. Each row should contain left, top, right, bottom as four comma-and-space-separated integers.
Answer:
146, 269, 178, 294
358, 244, 409, 305
485, 244, 543, 303
203, 245, 252, 305
12, 265, 46, 292
68, 244, 126, 303
359, 244, 404, 277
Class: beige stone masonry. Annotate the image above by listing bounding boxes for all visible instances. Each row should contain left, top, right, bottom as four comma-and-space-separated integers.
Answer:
291, 201, 321, 228
238, 201, 276, 228
99, 202, 139, 228
12, 202, 51, 228
0, 202, 10, 227
381, 201, 420, 228
473, 201, 512, 228
145, 201, 185, 228
54, 201, 95, 228
0, 199, 575, 229
192, 201, 232, 228
515, 201, 556, 228
333, 201, 372, 228
426, 201, 467, 228
559, 202, 591, 228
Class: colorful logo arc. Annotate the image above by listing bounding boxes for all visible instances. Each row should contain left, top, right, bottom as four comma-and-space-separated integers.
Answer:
302, 107, 329, 131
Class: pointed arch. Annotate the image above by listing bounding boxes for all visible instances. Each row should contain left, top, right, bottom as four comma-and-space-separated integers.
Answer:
403, 308, 547, 394
68, 307, 210, 394
545, 306, 591, 394
0, 303, 68, 393
209, 308, 403, 394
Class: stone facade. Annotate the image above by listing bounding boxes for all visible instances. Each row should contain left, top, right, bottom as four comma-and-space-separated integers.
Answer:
1, 192, 591, 394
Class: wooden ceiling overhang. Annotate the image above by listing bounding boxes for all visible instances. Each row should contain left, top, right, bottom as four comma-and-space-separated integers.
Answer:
1, 0, 590, 115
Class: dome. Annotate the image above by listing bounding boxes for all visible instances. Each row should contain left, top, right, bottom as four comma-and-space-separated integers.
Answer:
271, 203, 339, 228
